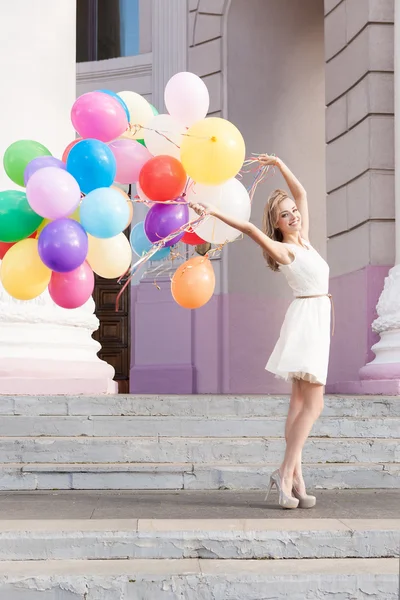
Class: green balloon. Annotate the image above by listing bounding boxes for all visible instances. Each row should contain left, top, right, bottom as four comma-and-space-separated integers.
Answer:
0, 190, 44, 242
3, 140, 52, 187
150, 104, 159, 116
137, 138, 146, 147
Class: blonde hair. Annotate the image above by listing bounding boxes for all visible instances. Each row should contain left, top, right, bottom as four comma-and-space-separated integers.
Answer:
262, 189, 290, 272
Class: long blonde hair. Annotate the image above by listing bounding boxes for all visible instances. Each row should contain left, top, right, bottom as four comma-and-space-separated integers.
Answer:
262, 189, 290, 272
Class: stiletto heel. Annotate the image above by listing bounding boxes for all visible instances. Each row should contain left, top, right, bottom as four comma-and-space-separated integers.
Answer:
292, 484, 316, 509
265, 470, 299, 509
264, 479, 274, 502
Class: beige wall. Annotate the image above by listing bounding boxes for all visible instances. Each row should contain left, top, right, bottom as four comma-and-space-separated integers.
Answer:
226, 0, 326, 296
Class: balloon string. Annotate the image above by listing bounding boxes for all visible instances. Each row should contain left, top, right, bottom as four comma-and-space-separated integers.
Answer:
115, 213, 208, 311
127, 124, 212, 145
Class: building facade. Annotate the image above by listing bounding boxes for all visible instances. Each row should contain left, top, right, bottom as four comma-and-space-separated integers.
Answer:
0, 0, 398, 396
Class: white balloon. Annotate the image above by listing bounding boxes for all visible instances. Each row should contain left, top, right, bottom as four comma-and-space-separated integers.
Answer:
187, 178, 251, 244
143, 114, 186, 160
164, 72, 210, 128
118, 91, 154, 140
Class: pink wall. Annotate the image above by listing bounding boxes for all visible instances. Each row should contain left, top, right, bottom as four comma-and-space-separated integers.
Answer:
327, 265, 389, 390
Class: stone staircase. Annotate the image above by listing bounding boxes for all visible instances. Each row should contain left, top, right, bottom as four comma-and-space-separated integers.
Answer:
0, 518, 398, 598
0, 393, 399, 598
0, 394, 399, 490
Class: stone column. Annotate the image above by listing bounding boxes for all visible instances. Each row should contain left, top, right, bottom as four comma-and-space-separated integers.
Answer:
151, 0, 188, 111
358, 0, 400, 393
0, 0, 116, 394
323, 0, 395, 393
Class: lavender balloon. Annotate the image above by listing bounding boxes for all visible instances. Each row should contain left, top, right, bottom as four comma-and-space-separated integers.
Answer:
38, 219, 88, 273
144, 200, 189, 247
24, 156, 66, 186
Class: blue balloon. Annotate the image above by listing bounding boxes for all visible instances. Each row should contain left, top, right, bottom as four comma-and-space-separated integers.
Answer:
80, 187, 130, 238
130, 221, 171, 261
97, 89, 130, 122
66, 139, 116, 194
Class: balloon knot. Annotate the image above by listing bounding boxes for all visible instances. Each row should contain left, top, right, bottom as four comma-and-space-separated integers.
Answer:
211, 136, 217, 142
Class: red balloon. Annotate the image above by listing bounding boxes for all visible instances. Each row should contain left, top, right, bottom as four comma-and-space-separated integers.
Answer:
0, 232, 36, 259
181, 229, 206, 246
139, 155, 187, 202
62, 138, 82, 163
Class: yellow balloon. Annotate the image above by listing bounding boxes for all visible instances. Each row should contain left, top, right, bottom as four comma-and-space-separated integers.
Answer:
180, 117, 246, 185
36, 207, 80, 238
0, 238, 51, 300
87, 233, 132, 279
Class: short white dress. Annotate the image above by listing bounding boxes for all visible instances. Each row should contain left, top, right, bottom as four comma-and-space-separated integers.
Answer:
266, 240, 331, 385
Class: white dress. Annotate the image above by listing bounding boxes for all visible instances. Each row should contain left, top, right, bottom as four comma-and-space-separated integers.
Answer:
266, 240, 331, 386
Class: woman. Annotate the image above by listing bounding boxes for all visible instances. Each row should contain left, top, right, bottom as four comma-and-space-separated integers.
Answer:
190, 155, 331, 510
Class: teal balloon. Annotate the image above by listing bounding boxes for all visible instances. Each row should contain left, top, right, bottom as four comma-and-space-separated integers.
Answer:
80, 187, 129, 239
0, 190, 44, 242
130, 221, 171, 261
150, 104, 159, 116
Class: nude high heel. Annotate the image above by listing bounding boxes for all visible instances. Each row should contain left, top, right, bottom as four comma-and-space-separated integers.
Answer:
292, 484, 316, 509
265, 469, 299, 509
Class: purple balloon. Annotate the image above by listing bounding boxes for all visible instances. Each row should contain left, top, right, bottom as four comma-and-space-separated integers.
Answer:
144, 200, 189, 247
24, 156, 66, 186
38, 219, 88, 273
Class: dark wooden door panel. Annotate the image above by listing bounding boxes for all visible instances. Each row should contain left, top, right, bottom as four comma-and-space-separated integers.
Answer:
92, 275, 130, 393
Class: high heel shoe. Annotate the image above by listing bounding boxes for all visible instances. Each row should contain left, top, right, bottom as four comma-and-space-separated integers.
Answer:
292, 484, 316, 509
264, 470, 299, 509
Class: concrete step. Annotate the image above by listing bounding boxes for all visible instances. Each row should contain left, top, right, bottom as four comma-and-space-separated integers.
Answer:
0, 558, 397, 599
0, 462, 398, 490
0, 519, 398, 561
0, 436, 398, 464
3, 394, 400, 418
0, 415, 398, 438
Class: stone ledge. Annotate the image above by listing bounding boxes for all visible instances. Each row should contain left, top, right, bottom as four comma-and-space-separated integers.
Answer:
0, 558, 397, 600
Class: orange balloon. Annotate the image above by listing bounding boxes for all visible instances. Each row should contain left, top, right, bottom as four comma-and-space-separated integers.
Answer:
171, 256, 215, 309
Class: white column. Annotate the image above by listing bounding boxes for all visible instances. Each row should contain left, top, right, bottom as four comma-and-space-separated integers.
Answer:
359, 0, 400, 384
151, 0, 188, 112
0, 0, 116, 394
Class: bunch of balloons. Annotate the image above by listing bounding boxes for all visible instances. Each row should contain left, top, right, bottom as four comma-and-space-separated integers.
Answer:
0, 71, 250, 311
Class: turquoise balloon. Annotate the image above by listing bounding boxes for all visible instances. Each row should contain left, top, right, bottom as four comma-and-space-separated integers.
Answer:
130, 221, 171, 261
80, 188, 129, 239
66, 139, 116, 195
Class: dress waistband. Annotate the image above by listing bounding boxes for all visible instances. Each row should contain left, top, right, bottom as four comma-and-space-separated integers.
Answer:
295, 293, 335, 336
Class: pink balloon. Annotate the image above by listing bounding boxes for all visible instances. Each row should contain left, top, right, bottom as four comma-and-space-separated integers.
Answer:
71, 92, 128, 143
164, 72, 210, 127
26, 167, 81, 220
108, 139, 152, 184
49, 261, 95, 309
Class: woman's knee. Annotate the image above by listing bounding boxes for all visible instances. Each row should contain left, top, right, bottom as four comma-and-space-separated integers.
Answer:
300, 381, 324, 417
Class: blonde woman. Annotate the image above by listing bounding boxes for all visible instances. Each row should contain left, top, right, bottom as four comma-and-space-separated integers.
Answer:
190, 155, 331, 509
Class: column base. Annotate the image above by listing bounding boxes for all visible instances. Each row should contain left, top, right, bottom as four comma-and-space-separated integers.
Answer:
0, 377, 117, 395
0, 357, 117, 395
326, 379, 400, 395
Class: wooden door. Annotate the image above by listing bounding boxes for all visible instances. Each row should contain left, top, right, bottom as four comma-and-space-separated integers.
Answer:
92, 274, 130, 393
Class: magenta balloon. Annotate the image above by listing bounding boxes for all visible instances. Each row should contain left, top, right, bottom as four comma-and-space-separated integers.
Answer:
144, 201, 188, 247
24, 156, 66, 186
26, 167, 81, 220
109, 139, 152, 184
71, 91, 128, 143
48, 261, 95, 309
38, 219, 88, 273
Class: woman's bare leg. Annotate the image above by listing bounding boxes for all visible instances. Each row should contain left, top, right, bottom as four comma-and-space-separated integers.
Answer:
284, 380, 304, 489
279, 380, 324, 497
